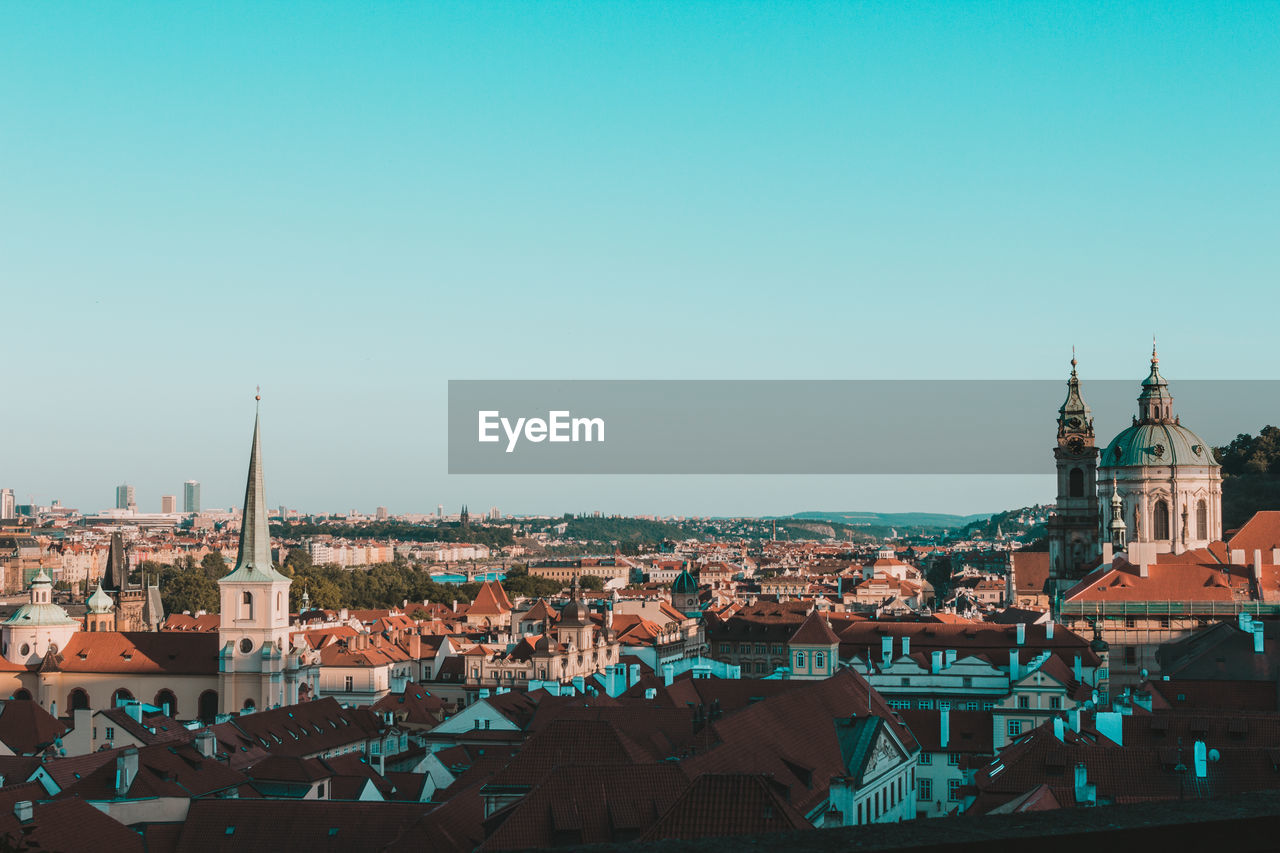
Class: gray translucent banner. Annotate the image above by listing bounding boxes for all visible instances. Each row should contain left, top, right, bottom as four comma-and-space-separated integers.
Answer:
447, 380, 1279, 474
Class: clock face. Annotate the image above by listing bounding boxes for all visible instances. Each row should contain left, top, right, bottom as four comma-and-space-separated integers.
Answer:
1066, 416, 1082, 429
1066, 436, 1085, 454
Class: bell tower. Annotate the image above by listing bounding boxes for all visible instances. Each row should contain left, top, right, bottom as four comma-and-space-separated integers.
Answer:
1047, 351, 1101, 584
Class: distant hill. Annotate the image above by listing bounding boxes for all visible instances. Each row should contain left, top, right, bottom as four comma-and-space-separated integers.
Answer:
787, 511, 992, 530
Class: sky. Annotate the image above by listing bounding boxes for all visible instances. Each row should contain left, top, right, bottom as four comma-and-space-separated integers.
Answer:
2, 2, 1277, 518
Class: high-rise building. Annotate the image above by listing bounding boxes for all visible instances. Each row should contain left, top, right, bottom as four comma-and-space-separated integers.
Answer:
116, 484, 136, 510
161, 495, 177, 514
184, 480, 201, 513
0, 489, 14, 520
437, 504, 444, 519
375, 506, 388, 521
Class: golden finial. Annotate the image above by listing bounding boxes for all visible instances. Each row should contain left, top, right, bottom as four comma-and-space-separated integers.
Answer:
1070, 345, 1077, 370
255, 385, 261, 402
1151, 336, 1158, 365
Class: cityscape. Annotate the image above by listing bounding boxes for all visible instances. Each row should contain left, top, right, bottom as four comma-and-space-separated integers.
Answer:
5, 2, 1279, 851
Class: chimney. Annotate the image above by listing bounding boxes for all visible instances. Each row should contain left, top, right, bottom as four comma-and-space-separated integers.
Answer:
1015, 623, 1026, 646
1255, 625, 1265, 655
1067, 708, 1081, 732
125, 701, 143, 723
196, 728, 217, 759
1052, 717, 1065, 741
1073, 655, 1082, 682
409, 633, 422, 660
13, 802, 32, 823
1231, 548, 1246, 565
931, 651, 943, 674
1045, 622, 1054, 640
1273, 547, 1280, 565
451, 600, 457, 613
901, 636, 911, 657
939, 706, 950, 749
1009, 649, 1020, 682
1138, 561, 1149, 578
662, 664, 675, 687
116, 747, 139, 797
881, 635, 893, 666
1073, 763, 1096, 805
945, 649, 957, 668
1194, 740, 1208, 778
1253, 550, 1264, 586
629, 664, 640, 688
1095, 711, 1123, 746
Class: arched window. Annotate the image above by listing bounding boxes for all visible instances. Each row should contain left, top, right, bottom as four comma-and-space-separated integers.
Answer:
795, 651, 806, 670
113, 688, 134, 706
1068, 468, 1084, 498
1196, 500, 1208, 541
815, 651, 826, 671
155, 689, 178, 717
276, 592, 282, 613
68, 688, 90, 711
198, 690, 219, 723
12, 689, 31, 701
242, 698, 256, 712
240, 591, 254, 620
1153, 500, 1170, 541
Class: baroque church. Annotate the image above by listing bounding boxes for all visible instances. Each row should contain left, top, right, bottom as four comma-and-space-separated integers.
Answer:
1047, 344, 1223, 586
1, 399, 318, 719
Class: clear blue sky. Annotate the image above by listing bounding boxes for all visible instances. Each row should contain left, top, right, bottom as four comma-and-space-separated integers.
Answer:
2, 2, 1277, 517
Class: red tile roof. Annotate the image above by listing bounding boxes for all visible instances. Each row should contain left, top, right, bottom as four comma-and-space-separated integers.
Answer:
173, 799, 433, 852
788, 610, 840, 646
642, 773, 811, 840
52, 631, 219, 675
0, 797, 143, 853
0, 699, 66, 755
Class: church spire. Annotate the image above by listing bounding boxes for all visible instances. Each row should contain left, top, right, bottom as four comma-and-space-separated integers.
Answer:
1137, 341, 1174, 424
1057, 349, 1093, 439
222, 392, 289, 584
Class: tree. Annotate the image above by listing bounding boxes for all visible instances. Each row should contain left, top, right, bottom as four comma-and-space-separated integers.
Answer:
284, 548, 313, 574
579, 574, 604, 591
200, 551, 228, 579
160, 571, 220, 615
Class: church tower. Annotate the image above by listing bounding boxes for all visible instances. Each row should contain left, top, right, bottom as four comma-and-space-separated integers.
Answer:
1047, 351, 1101, 583
218, 395, 315, 713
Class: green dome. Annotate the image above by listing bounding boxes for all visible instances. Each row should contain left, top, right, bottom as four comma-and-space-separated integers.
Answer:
1101, 422, 1218, 469
672, 568, 697, 594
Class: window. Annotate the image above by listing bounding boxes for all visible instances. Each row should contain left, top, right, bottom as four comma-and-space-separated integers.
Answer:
756, 662, 767, 673
1069, 468, 1084, 498
1017, 695, 1030, 709
963, 701, 979, 711
240, 638, 254, 654
1007, 720, 1022, 738
919, 752, 932, 765
344, 676, 354, 692
1153, 500, 1170, 540
772, 644, 784, 655
241, 591, 254, 620
69, 688, 90, 711
948, 779, 961, 801
947, 752, 960, 766
155, 689, 178, 716
794, 651, 806, 669
917, 699, 933, 710
982, 702, 995, 711
719, 643, 730, 654
755, 643, 766, 654
815, 652, 825, 670
1197, 500, 1208, 540
370, 740, 381, 755
105, 726, 115, 740
1050, 697, 1062, 710
938, 700, 951, 711
900, 677, 911, 687
1124, 646, 1137, 665
962, 676, 973, 688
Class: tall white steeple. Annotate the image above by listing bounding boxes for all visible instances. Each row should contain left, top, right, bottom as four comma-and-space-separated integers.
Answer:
218, 392, 305, 713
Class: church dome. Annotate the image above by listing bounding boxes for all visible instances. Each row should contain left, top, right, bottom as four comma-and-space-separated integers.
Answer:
1101, 346, 1219, 471
87, 583, 115, 614
1101, 422, 1218, 469
672, 568, 697, 594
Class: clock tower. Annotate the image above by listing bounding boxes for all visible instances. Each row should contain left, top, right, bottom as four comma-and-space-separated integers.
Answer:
1047, 352, 1101, 585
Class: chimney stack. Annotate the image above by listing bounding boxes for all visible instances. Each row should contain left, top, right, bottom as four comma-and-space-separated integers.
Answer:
196, 728, 217, 759
13, 802, 32, 823
939, 706, 950, 749
116, 747, 139, 798
1016, 623, 1026, 646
